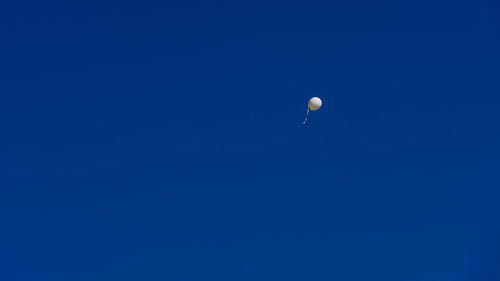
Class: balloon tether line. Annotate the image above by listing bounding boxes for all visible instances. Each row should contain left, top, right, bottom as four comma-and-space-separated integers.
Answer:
302, 108, 310, 125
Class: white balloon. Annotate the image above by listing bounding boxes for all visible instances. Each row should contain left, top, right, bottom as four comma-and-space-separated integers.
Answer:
308, 97, 322, 111
302, 97, 323, 125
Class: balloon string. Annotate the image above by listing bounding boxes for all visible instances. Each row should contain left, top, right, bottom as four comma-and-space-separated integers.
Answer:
302, 108, 310, 125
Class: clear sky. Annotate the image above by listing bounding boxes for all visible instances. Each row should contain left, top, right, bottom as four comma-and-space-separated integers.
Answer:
1, 0, 499, 280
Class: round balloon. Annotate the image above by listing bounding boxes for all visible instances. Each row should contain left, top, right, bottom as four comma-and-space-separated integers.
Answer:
308, 97, 322, 111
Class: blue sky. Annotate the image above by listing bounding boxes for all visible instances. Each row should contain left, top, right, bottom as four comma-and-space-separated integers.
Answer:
1, 0, 499, 280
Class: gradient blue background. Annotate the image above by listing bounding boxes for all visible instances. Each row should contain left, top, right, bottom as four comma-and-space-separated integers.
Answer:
1, 0, 499, 280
